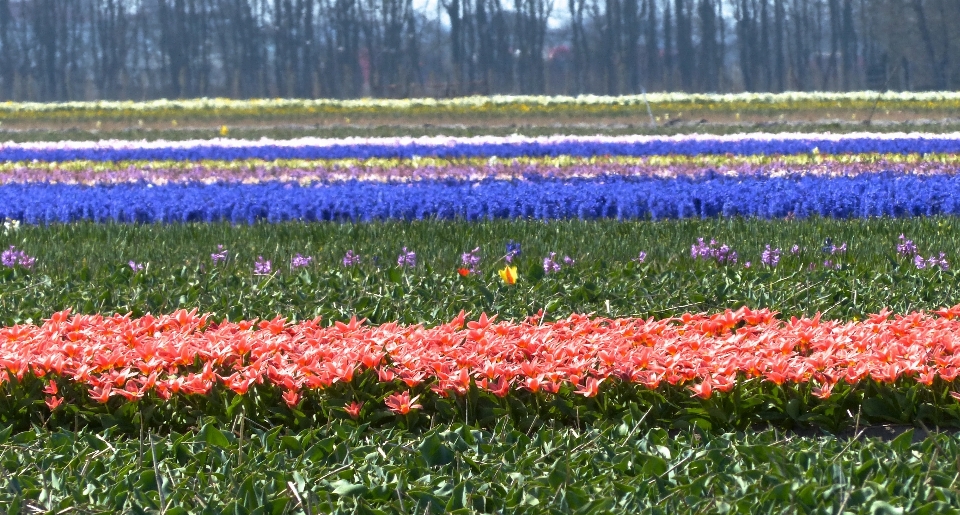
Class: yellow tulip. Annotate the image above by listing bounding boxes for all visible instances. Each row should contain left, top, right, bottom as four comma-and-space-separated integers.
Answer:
498, 266, 518, 285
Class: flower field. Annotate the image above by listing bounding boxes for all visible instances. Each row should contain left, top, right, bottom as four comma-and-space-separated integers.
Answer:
3, 95, 960, 513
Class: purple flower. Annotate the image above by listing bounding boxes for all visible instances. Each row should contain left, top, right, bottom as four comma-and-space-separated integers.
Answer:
290, 254, 313, 269
563, 255, 575, 266
505, 241, 521, 263
761, 245, 781, 267
790, 245, 801, 255
543, 252, 562, 274
633, 251, 647, 264
823, 259, 841, 269
897, 234, 918, 256
211, 245, 228, 264
461, 247, 481, 273
1, 246, 34, 269
691, 238, 737, 264
744, 261, 752, 268
128, 261, 145, 272
916, 252, 949, 270
342, 250, 361, 267
254, 256, 272, 276
397, 247, 416, 268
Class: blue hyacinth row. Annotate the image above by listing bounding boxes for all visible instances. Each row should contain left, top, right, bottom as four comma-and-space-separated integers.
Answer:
4, 134, 960, 162
1, 173, 956, 223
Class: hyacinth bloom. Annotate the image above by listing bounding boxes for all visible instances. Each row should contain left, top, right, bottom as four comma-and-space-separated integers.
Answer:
543, 252, 562, 274
211, 245, 228, 264
461, 247, 481, 274
397, 247, 416, 268
384, 392, 421, 415
290, 253, 313, 269
253, 256, 272, 276
633, 251, 647, 264
1, 246, 35, 269
128, 261, 145, 272
342, 250, 361, 267
897, 234, 919, 256
915, 253, 949, 270
761, 245, 781, 267
505, 240, 521, 263
499, 265, 518, 285
691, 238, 738, 265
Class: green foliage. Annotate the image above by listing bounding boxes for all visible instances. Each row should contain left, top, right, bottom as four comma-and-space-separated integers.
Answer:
0, 419, 958, 514
2, 218, 960, 326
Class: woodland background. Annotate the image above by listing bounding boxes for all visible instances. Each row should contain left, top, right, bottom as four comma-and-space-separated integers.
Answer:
0, 0, 957, 101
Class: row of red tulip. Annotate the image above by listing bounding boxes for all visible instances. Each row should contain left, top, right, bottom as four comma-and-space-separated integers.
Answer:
4, 306, 960, 414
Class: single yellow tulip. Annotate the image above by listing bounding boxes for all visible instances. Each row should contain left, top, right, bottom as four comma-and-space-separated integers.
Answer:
498, 265, 518, 285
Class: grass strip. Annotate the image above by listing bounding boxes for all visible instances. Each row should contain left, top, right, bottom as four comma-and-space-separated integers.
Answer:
0, 420, 957, 513
1, 218, 958, 325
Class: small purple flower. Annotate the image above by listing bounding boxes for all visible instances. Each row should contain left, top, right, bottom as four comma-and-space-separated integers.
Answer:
505, 240, 521, 263
691, 238, 737, 264
543, 252, 562, 274
211, 245, 228, 264
128, 261, 145, 272
254, 256, 272, 276
790, 245, 801, 255
917, 252, 949, 270
823, 259, 841, 269
563, 255, 575, 266
633, 251, 647, 264
461, 247, 481, 273
342, 250, 361, 267
1, 246, 35, 269
761, 245, 781, 267
397, 247, 416, 268
290, 254, 313, 269
897, 234, 918, 256
744, 261, 752, 268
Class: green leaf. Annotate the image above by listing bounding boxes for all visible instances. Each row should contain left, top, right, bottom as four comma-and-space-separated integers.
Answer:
200, 423, 231, 448
331, 480, 368, 497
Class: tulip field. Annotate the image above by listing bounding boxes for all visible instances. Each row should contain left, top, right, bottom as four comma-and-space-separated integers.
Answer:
4, 95, 960, 513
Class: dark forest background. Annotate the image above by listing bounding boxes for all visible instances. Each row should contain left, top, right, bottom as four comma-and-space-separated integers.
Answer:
0, 0, 957, 101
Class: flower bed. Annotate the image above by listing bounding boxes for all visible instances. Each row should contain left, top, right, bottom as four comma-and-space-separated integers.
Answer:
4, 307, 960, 432
5, 133, 960, 161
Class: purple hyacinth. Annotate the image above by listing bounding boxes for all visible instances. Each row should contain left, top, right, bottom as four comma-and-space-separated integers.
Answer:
790, 245, 801, 255
290, 254, 313, 269
342, 250, 361, 267
211, 245, 228, 264
461, 247, 481, 273
505, 240, 521, 263
633, 251, 647, 264
563, 255, 575, 266
1, 246, 35, 269
543, 252, 562, 274
691, 238, 738, 265
897, 234, 918, 256
253, 256, 272, 275
761, 245, 781, 267
128, 261, 145, 272
397, 247, 416, 268
916, 252, 949, 270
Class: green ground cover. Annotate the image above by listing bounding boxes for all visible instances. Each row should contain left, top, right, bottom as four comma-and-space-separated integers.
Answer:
1, 218, 957, 326
3, 120, 960, 142
1, 419, 957, 514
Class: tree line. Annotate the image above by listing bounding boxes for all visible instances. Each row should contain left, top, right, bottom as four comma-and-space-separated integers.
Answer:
0, 0, 957, 101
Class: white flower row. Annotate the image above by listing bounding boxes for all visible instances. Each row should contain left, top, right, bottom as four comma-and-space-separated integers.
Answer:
2, 91, 960, 114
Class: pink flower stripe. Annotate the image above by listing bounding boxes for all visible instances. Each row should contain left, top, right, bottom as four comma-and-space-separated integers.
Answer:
5, 306, 960, 406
